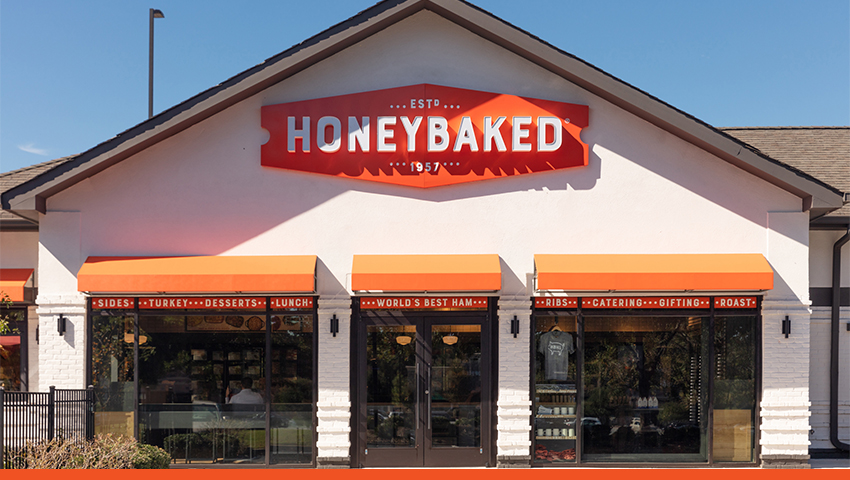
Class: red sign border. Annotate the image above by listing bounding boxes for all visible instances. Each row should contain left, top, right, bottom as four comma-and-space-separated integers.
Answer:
90, 296, 314, 310
533, 296, 760, 310
359, 296, 488, 310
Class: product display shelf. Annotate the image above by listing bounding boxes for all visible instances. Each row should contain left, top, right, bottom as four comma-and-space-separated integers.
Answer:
533, 384, 578, 463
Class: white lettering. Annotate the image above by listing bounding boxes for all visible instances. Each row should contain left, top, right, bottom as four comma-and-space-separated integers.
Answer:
453, 116, 479, 152
483, 116, 507, 152
348, 117, 370, 152
377, 116, 396, 152
317, 116, 341, 153
287, 116, 310, 153
537, 117, 562, 152
512, 116, 532, 152
400, 116, 423, 152
428, 116, 449, 152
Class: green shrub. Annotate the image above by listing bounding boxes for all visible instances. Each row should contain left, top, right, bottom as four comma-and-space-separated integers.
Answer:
132, 443, 171, 469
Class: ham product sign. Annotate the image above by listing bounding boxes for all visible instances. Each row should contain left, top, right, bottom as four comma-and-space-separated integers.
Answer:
261, 84, 589, 187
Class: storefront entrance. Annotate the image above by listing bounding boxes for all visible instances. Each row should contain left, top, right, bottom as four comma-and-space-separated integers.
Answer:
354, 309, 493, 467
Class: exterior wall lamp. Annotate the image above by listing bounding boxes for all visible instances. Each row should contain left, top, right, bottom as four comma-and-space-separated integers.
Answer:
330, 314, 339, 337
57, 314, 67, 336
782, 315, 791, 338
511, 315, 520, 338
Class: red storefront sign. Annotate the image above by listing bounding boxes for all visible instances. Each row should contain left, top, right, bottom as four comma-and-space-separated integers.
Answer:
714, 296, 758, 308
534, 297, 578, 308
360, 296, 488, 309
261, 84, 589, 187
91, 297, 313, 310
582, 297, 710, 309
270, 297, 314, 309
92, 297, 135, 309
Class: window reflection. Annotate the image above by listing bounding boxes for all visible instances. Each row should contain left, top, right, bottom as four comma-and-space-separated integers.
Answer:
91, 315, 135, 437
121, 313, 313, 465
582, 316, 708, 463
713, 316, 756, 462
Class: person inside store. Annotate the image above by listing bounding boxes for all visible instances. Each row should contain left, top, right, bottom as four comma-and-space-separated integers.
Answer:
226, 377, 264, 404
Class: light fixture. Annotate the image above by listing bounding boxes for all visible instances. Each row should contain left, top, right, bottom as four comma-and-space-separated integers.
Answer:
396, 335, 412, 345
123, 319, 148, 344
511, 315, 520, 338
330, 314, 339, 337
782, 316, 791, 338
57, 315, 67, 336
442, 326, 458, 345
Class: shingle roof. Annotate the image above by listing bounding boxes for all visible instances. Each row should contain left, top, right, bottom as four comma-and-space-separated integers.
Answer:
1, 155, 76, 224
721, 127, 850, 219
1, 156, 77, 192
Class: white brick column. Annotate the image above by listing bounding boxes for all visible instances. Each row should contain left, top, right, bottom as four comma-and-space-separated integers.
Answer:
316, 296, 351, 467
760, 296, 812, 468
35, 293, 87, 390
495, 296, 532, 467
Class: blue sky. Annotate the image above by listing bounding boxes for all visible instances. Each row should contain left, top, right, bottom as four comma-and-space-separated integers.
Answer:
1, 0, 848, 173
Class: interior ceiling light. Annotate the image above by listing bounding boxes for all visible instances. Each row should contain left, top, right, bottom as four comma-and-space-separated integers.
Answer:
442, 334, 458, 345
396, 335, 412, 345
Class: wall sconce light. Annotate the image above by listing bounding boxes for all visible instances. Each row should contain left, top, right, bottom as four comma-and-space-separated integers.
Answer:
330, 314, 339, 337
782, 316, 791, 338
511, 315, 520, 338
57, 315, 67, 336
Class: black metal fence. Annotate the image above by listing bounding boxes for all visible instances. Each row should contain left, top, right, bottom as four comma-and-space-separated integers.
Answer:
0, 386, 94, 468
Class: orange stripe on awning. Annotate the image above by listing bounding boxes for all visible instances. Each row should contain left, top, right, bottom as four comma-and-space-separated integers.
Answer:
77, 256, 316, 293
0, 268, 34, 302
535, 254, 773, 291
352, 254, 501, 292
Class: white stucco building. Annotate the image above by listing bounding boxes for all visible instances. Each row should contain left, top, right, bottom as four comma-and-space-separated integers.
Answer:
2, 0, 847, 469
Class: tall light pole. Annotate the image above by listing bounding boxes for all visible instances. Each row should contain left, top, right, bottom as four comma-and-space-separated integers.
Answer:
149, 8, 165, 119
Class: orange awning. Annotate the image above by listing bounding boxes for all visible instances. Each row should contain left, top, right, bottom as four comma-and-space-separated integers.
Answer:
0, 268, 34, 302
535, 254, 773, 291
352, 254, 501, 292
77, 256, 316, 293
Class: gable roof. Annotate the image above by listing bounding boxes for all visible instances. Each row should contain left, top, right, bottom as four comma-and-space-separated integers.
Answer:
722, 127, 850, 223
1, 155, 77, 228
2, 0, 845, 223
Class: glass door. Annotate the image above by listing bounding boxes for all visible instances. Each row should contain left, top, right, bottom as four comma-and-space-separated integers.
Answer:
358, 313, 490, 468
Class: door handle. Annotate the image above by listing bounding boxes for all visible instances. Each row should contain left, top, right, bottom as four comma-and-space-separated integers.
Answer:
426, 363, 431, 430
415, 361, 420, 432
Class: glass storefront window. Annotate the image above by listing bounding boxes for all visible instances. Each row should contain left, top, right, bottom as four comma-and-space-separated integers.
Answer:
366, 325, 417, 449
138, 314, 269, 465
91, 315, 135, 437
1, 309, 25, 391
90, 304, 315, 466
713, 315, 757, 462
533, 316, 578, 464
270, 315, 313, 464
582, 316, 709, 463
534, 298, 760, 466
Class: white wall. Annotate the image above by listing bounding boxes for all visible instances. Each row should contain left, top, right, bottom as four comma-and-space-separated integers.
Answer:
34, 11, 812, 460
810, 230, 850, 288
0, 231, 39, 286
43, 12, 803, 298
